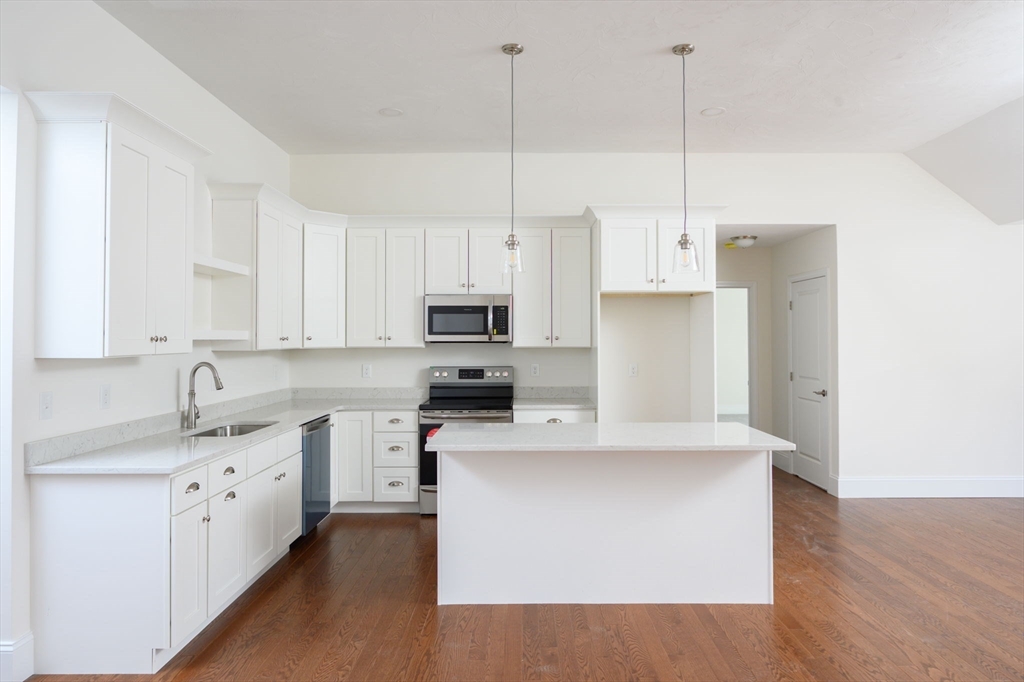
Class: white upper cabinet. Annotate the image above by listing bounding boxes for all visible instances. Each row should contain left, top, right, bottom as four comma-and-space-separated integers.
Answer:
302, 224, 346, 348
346, 230, 387, 347
30, 93, 209, 358
255, 207, 303, 350
385, 228, 426, 347
600, 220, 657, 292
512, 227, 591, 348
279, 213, 303, 349
347, 228, 424, 347
425, 228, 511, 295
599, 215, 716, 293
552, 228, 592, 347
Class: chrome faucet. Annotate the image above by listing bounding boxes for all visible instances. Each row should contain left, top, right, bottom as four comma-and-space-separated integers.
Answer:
185, 362, 224, 430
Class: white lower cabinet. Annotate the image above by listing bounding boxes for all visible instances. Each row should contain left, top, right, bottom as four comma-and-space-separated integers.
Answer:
245, 464, 277, 580
513, 409, 596, 424
207, 483, 247, 613
274, 453, 303, 551
373, 467, 419, 502
170, 502, 209, 647
334, 411, 374, 502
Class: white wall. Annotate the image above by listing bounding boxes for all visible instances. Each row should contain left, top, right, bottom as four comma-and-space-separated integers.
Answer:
293, 152, 1024, 492
715, 288, 749, 415
0, 2, 292, 675
716, 246, 773, 434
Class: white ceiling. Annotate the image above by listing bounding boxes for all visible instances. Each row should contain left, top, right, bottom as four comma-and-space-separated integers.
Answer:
98, 1, 1024, 154
716, 224, 831, 248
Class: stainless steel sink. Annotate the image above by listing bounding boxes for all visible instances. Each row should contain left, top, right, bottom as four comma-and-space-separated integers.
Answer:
186, 421, 278, 438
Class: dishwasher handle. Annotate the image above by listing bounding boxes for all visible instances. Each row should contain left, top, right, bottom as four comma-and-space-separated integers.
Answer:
303, 416, 331, 435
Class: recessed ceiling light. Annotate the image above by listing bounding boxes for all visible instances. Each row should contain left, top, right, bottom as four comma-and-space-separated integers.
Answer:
378, 108, 404, 117
700, 107, 726, 117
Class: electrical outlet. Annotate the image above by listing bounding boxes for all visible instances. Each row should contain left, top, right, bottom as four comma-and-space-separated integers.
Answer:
531, 364, 540, 377
40, 391, 53, 420
628, 363, 639, 377
99, 384, 111, 409
361, 364, 372, 379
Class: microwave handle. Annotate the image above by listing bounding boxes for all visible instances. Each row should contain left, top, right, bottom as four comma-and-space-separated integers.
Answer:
488, 302, 493, 342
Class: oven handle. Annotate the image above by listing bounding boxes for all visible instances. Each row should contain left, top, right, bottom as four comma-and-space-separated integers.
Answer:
487, 303, 493, 342
420, 412, 513, 423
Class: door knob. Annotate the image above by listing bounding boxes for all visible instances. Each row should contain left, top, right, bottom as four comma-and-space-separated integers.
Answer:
813, 389, 828, 397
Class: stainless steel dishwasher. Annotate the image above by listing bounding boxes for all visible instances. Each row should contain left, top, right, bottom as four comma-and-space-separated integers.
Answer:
302, 416, 331, 535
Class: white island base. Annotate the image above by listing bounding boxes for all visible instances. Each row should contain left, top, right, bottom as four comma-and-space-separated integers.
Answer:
427, 423, 795, 605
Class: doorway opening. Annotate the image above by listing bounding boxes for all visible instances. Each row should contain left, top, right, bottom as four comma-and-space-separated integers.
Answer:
716, 283, 756, 427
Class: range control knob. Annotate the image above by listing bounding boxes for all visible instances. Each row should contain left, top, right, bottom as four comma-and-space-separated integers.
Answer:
502, 371, 509, 377
486, 371, 493, 377
442, 371, 449, 377
433, 371, 440, 377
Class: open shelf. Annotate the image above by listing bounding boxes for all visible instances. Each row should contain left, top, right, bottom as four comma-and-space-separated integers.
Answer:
193, 254, 250, 277
193, 329, 250, 342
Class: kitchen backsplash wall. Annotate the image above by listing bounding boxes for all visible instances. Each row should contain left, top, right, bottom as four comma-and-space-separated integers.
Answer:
287, 346, 592, 388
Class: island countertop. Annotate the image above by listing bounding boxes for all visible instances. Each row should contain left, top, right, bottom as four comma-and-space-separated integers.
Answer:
426, 422, 795, 452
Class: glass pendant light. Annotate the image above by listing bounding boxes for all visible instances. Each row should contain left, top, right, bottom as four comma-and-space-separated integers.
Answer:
671, 43, 700, 275
501, 43, 524, 273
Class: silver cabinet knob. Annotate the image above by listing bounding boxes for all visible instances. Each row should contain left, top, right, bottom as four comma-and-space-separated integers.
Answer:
545, 336, 550, 340
377, 336, 383, 341
388, 418, 403, 424
470, 283, 476, 288
185, 482, 200, 494
306, 336, 312, 340
554, 336, 559, 341
387, 336, 392, 340
813, 389, 828, 397
648, 278, 654, 283
547, 418, 562, 423
161, 336, 167, 342
202, 515, 211, 523
661, 278, 667, 283
150, 336, 157, 342
283, 337, 289, 341
461, 283, 466, 287
274, 474, 281, 481
388, 445, 404, 451
223, 466, 235, 476
388, 480, 404, 487
224, 491, 236, 501
281, 471, 286, 479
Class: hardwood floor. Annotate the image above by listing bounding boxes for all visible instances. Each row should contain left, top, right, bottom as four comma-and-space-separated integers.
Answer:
32, 470, 1024, 681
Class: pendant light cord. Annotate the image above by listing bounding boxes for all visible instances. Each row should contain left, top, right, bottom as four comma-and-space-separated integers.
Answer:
510, 50, 516, 238
681, 52, 688, 237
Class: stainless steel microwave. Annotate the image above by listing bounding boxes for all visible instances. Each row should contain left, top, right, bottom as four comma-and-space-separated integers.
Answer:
423, 295, 511, 343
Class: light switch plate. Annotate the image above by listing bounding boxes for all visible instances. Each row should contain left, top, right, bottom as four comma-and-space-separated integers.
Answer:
40, 391, 53, 420
628, 363, 638, 377
99, 384, 111, 409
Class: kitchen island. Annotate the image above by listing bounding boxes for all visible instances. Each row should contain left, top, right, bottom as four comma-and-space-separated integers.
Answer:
426, 422, 795, 605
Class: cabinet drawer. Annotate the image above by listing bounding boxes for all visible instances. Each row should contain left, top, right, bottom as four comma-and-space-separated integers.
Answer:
277, 428, 302, 461
171, 465, 209, 515
513, 409, 596, 424
373, 467, 419, 502
247, 438, 277, 475
209, 449, 248, 496
373, 433, 418, 467
373, 411, 417, 432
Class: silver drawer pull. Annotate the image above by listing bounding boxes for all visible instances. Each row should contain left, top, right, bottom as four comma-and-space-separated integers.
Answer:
388, 418, 403, 424
224, 491, 236, 501
202, 515, 211, 523
185, 482, 200, 494
388, 445, 404, 452
388, 481, 404, 487
547, 418, 562, 424
223, 466, 235, 476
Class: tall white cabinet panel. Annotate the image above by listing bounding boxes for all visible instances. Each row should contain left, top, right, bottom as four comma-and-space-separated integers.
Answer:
511, 228, 552, 347
280, 214, 304, 349
657, 219, 713, 292
385, 228, 425, 347
30, 92, 208, 359
170, 502, 208, 647
600, 220, 657, 292
207, 483, 247, 613
346, 230, 386, 347
245, 465, 277, 581
552, 228, 592, 347
255, 206, 283, 350
468, 228, 512, 294
425, 228, 468, 294
335, 412, 373, 502
303, 224, 346, 348
275, 453, 303, 551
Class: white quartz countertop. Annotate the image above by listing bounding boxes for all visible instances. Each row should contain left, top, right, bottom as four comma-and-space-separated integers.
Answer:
426, 422, 795, 452
512, 398, 596, 410
26, 398, 422, 476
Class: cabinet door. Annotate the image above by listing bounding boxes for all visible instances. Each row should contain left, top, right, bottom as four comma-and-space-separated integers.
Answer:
657, 220, 710, 291
424, 228, 467, 294
552, 228, 591, 347
385, 228, 425, 347
148, 149, 193, 355
246, 465, 277, 581
256, 204, 283, 350
279, 213, 303, 349
469, 228, 512, 294
208, 482, 247, 613
170, 502, 208, 647
303, 224, 346, 348
511, 228, 552, 347
274, 453, 302, 552
600, 220, 656, 292
105, 125, 156, 357
346, 230, 386, 347
336, 412, 373, 502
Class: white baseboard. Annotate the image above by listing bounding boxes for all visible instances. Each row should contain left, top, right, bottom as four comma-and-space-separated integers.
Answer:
834, 475, 1024, 498
0, 631, 34, 682
771, 450, 793, 474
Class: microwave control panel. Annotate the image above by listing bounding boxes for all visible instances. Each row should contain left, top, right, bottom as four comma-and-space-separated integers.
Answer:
492, 306, 509, 335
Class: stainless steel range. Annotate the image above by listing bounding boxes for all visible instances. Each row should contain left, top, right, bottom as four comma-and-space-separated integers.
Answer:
418, 366, 514, 514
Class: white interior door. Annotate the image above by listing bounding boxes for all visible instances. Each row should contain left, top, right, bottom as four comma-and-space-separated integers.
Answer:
424, 228, 467, 294
468, 228, 512, 294
790, 275, 830, 490
303, 224, 346, 348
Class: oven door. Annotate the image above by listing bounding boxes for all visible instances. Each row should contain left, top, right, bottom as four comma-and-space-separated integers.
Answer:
424, 295, 492, 343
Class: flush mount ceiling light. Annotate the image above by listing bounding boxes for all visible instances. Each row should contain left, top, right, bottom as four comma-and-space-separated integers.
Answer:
378, 107, 404, 117
730, 235, 758, 248
671, 43, 700, 275
701, 106, 727, 117
501, 43, 524, 274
